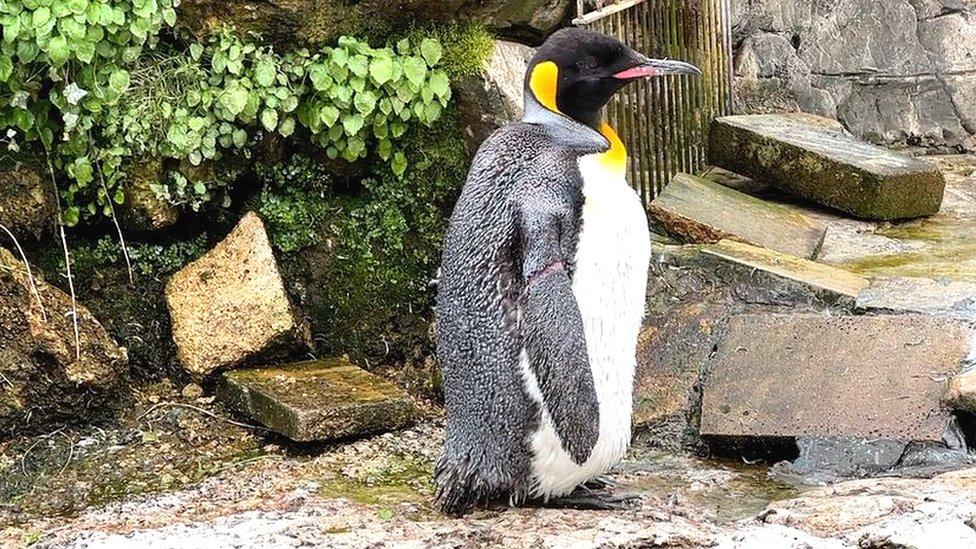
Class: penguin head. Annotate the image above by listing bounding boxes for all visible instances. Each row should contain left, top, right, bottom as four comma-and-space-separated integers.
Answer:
523, 28, 701, 129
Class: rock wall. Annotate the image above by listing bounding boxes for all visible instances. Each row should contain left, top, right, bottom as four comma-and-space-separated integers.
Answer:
731, 0, 976, 152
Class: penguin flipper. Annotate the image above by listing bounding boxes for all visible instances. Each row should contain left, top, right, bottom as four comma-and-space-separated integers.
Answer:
517, 197, 600, 466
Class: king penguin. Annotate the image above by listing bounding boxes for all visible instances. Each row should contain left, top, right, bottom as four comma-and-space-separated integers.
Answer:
434, 27, 700, 515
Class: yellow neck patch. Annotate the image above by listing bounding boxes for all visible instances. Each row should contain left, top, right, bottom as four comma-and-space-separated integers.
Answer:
598, 122, 627, 176
529, 61, 561, 114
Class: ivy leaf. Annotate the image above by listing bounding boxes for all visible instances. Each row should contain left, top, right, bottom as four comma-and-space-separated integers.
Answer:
419, 38, 442, 66
429, 71, 450, 99
348, 54, 368, 77
424, 101, 442, 123
0, 55, 12, 81
108, 70, 130, 94
255, 60, 276, 87
396, 38, 410, 55
319, 105, 339, 127
309, 65, 331, 91
220, 88, 249, 116
190, 43, 204, 61
282, 95, 299, 113
62, 206, 80, 227
331, 47, 348, 67
369, 56, 393, 85
342, 113, 364, 136
353, 90, 376, 114
278, 117, 295, 137
47, 35, 70, 65
67, 0, 89, 16
162, 7, 177, 27
260, 108, 278, 131
403, 56, 427, 87
391, 151, 407, 177
31, 7, 51, 30
232, 128, 247, 147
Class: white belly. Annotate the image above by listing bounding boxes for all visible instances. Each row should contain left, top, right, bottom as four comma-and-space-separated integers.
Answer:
523, 154, 651, 499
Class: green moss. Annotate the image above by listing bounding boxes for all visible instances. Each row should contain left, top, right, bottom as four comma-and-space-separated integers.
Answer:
414, 23, 495, 80
254, 157, 334, 253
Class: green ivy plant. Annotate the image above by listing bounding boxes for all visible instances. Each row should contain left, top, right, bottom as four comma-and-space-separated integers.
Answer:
0, 1, 455, 225
297, 35, 451, 175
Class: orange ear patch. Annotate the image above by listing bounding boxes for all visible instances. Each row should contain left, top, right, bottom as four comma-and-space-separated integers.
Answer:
598, 122, 627, 176
529, 61, 561, 114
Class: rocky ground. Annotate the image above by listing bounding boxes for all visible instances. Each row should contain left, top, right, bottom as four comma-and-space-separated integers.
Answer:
2, 381, 975, 548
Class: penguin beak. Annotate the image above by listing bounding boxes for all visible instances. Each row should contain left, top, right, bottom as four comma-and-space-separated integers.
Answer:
612, 56, 702, 80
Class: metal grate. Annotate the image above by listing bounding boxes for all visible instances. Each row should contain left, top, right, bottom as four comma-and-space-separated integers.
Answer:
574, 0, 734, 204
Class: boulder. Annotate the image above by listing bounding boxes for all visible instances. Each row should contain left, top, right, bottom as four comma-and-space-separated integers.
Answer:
217, 358, 415, 441
648, 173, 827, 258
121, 158, 179, 232
177, 0, 575, 47
709, 114, 947, 220
0, 247, 128, 437
944, 369, 976, 414
165, 212, 311, 378
731, 0, 976, 152
700, 313, 974, 442
0, 164, 56, 239
454, 40, 534, 153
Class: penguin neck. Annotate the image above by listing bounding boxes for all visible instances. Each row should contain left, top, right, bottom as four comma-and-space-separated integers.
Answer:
522, 93, 609, 156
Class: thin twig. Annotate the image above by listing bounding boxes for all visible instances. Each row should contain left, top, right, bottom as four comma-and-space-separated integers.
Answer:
58, 431, 75, 476
0, 222, 46, 320
137, 402, 270, 432
42, 149, 81, 361
20, 428, 64, 477
95, 157, 133, 285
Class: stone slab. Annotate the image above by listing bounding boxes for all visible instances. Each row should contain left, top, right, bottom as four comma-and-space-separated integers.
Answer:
856, 276, 976, 321
708, 113, 946, 220
649, 173, 827, 259
702, 240, 868, 299
700, 313, 974, 442
218, 358, 415, 442
166, 212, 311, 378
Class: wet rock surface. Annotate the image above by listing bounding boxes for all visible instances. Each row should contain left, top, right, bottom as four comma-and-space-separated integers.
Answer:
218, 358, 416, 442
709, 113, 947, 220
700, 313, 972, 442
648, 173, 827, 258
165, 212, 311, 378
454, 40, 534, 153
0, 164, 56, 240
731, 0, 976, 152
0, 247, 128, 438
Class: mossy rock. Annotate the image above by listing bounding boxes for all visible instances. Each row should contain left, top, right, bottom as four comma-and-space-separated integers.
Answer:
708, 114, 947, 221
0, 164, 56, 240
177, 0, 575, 47
217, 358, 416, 441
122, 158, 179, 232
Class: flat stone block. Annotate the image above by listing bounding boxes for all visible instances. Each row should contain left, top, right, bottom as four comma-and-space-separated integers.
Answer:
856, 276, 976, 321
218, 358, 416, 442
702, 240, 868, 299
709, 114, 946, 220
649, 173, 827, 259
701, 313, 974, 442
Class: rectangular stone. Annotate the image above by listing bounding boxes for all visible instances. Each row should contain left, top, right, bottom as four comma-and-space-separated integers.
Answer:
649, 173, 827, 259
702, 240, 868, 299
856, 276, 976, 321
218, 358, 415, 442
701, 313, 974, 442
708, 113, 946, 220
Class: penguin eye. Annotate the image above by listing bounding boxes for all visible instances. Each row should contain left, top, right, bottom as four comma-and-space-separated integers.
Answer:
582, 56, 601, 70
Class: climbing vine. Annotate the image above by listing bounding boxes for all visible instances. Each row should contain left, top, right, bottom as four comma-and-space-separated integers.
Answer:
0, 1, 454, 224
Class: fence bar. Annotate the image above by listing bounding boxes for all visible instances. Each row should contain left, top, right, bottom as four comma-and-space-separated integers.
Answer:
576, 0, 733, 205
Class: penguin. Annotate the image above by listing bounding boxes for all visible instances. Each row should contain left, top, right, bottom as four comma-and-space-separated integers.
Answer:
434, 27, 700, 515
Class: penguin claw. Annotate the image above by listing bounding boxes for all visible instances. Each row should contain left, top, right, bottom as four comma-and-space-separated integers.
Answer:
541, 490, 641, 511
583, 476, 618, 491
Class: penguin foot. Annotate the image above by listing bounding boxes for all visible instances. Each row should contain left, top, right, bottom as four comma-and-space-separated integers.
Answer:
583, 476, 618, 491
542, 489, 640, 511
